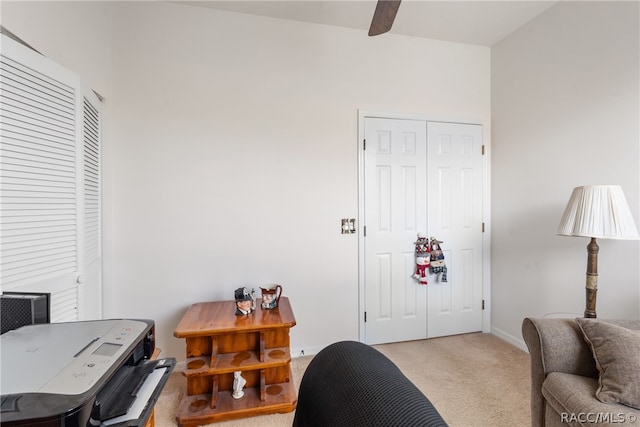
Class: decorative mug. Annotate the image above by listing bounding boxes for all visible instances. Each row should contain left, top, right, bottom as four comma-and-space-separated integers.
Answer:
260, 284, 282, 309
234, 287, 256, 315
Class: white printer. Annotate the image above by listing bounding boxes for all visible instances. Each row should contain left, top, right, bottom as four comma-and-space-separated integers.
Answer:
0, 319, 175, 426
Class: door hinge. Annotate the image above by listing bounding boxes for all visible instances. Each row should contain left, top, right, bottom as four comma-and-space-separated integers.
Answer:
363, 225, 367, 237
482, 222, 485, 232
363, 139, 366, 150
482, 300, 485, 310
364, 312, 367, 322
482, 145, 485, 155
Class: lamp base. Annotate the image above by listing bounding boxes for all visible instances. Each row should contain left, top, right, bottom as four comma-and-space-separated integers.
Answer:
584, 288, 597, 318
584, 237, 599, 318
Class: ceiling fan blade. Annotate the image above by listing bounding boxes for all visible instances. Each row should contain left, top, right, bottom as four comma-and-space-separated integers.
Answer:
368, 0, 402, 36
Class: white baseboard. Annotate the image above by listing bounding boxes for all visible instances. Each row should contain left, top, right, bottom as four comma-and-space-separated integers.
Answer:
291, 345, 324, 358
491, 326, 528, 353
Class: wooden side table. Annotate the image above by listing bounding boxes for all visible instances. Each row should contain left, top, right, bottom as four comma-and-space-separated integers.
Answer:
174, 297, 297, 426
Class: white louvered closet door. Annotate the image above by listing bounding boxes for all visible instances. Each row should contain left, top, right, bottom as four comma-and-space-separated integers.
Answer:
0, 33, 102, 322
80, 91, 102, 320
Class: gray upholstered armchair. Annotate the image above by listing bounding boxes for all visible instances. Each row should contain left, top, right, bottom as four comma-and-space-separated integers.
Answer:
522, 317, 640, 427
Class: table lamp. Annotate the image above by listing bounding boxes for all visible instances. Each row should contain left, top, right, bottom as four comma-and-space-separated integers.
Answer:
557, 185, 639, 318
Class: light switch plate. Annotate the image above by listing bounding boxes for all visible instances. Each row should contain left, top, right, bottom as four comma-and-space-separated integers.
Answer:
341, 218, 356, 234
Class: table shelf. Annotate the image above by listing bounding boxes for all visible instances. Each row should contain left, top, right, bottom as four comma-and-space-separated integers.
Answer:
184, 347, 291, 377
175, 379, 297, 427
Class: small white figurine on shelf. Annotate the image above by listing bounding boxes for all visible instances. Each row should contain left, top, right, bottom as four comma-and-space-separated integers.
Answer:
232, 371, 246, 399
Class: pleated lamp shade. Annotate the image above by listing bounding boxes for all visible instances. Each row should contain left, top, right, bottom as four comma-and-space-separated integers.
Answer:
558, 185, 639, 240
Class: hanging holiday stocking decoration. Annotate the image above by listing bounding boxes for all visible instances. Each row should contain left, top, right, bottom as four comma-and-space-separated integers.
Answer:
429, 237, 447, 282
412, 232, 430, 285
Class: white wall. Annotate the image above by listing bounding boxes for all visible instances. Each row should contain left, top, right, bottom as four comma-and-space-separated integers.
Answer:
0, 1, 112, 99
0, 1, 491, 359
491, 1, 640, 348
107, 2, 489, 360
4, 0, 638, 361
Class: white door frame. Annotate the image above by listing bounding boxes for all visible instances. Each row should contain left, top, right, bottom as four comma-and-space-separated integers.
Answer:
357, 110, 492, 341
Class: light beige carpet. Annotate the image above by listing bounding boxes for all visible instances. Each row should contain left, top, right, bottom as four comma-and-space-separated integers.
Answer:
154, 332, 530, 427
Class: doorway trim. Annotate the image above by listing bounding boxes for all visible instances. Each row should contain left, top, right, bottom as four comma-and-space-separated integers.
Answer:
357, 109, 492, 342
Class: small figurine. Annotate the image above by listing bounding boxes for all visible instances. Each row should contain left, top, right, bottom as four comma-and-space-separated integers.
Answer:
234, 287, 254, 315
232, 371, 246, 399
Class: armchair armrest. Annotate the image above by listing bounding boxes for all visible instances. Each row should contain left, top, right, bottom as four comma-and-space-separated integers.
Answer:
522, 318, 598, 427
522, 318, 598, 377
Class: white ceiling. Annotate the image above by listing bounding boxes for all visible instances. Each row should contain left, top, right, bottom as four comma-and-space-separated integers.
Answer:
174, 1, 558, 46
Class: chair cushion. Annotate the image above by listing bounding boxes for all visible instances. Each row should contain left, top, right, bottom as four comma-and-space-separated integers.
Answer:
543, 372, 600, 416
576, 318, 640, 409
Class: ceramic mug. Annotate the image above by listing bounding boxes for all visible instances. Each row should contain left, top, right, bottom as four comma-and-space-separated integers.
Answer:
260, 284, 282, 309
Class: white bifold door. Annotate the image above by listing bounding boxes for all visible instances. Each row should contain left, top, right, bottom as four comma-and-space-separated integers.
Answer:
0, 34, 102, 322
362, 117, 484, 345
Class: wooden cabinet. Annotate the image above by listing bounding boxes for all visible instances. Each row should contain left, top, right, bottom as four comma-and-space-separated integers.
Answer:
174, 297, 297, 426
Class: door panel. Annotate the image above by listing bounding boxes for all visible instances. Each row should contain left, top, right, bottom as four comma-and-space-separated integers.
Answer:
364, 118, 428, 345
427, 122, 484, 338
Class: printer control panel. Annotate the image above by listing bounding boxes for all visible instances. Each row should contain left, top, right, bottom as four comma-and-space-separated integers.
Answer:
39, 320, 149, 395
